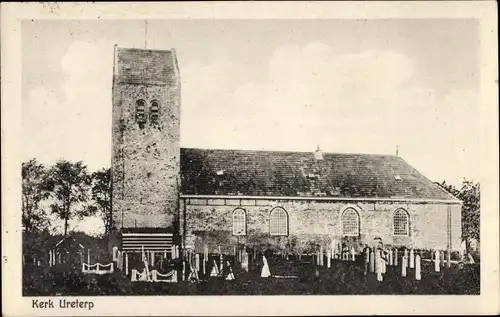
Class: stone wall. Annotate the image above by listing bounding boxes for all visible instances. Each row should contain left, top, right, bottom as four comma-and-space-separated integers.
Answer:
181, 198, 462, 253
111, 48, 181, 230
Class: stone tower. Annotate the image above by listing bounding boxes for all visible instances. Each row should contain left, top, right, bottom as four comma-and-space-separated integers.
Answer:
111, 46, 181, 230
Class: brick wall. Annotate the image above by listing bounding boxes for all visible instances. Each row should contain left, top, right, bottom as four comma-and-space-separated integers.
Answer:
181, 198, 462, 253
111, 47, 181, 230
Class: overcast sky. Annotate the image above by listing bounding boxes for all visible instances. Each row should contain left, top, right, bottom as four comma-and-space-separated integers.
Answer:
23, 19, 480, 190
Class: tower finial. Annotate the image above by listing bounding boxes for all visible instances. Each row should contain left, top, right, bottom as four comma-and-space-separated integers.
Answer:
396, 145, 399, 156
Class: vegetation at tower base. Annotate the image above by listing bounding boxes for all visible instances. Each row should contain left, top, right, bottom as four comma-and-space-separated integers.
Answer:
88, 168, 113, 236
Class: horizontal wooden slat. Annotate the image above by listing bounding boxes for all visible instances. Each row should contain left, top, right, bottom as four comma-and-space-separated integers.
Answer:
121, 231, 174, 252
122, 233, 173, 236
122, 239, 172, 242
122, 237, 173, 239
123, 242, 171, 244
122, 238, 172, 241
122, 244, 172, 246
122, 247, 172, 252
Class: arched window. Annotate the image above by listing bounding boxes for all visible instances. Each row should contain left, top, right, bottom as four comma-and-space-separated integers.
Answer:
136, 100, 146, 124
232, 208, 246, 236
269, 207, 288, 236
393, 209, 409, 236
150, 100, 160, 123
341, 208, 359, 236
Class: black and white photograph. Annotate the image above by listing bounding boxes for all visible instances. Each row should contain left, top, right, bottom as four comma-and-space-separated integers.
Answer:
2, 2, 499, 316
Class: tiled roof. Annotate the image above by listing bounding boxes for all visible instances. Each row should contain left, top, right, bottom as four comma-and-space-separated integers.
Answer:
180, 148, 458, 201
114, 47, 178, 86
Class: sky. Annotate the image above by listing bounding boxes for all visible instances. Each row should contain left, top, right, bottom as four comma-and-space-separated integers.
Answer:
22, 19, 481, 234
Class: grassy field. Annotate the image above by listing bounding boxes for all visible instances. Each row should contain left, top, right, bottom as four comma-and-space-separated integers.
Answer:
23, 256, 480, 296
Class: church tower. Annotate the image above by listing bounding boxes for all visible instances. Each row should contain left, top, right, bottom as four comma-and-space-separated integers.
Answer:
111, 46, 181, 232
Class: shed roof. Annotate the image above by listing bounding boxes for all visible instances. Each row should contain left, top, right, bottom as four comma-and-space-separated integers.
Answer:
54, 236, 86, 250
180, 148, 458, 202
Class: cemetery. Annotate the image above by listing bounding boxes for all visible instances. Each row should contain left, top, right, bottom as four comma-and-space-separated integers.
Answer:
23, 239, 480, 296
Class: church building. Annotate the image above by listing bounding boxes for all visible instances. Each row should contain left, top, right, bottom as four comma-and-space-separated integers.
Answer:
110, 46, 462, 258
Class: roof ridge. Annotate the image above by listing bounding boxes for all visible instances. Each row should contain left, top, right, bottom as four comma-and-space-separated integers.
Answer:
180, 147, 398, 157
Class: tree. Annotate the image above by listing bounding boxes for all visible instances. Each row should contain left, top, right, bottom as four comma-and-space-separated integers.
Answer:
438, 179, 480, 244
21, 159, 50, 232
459, 180, 480, 243
89, 168, 113, 236
46, 160, 92, 236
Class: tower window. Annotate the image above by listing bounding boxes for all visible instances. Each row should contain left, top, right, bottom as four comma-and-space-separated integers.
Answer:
150, 100, 160, 123
136, 100, 146, 124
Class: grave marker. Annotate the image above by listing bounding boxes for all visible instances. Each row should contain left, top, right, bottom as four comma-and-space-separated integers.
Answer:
242, 252, 249, 272
381, 250, 386, 274
401, 256, 407, 277
261, 256, 271, 278
125, 252, 129, 275
320, 246, 324, 266
226, 261, 235, 280
468, 253, 475, 264
434, 250, 440, 272
327, 249, 331, 268
377, 257, 383, 282
369, 250, 375, 273
210, 260, 219, 277
415, 254, 421, 280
